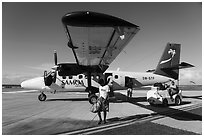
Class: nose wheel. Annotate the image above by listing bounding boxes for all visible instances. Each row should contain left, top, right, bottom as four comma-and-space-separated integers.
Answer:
38, 93, 47, 101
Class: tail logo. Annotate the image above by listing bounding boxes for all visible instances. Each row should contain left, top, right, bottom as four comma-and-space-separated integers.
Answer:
160, 49, 176, 64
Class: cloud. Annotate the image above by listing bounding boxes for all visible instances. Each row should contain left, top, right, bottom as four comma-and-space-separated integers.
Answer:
2, 73, 41, 85
26, 63, 54, 71
179, 68, 202, 85
3, 63, 54, 84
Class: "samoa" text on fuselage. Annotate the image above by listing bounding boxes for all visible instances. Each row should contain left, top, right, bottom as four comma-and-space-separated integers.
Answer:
61, 79, 84, 86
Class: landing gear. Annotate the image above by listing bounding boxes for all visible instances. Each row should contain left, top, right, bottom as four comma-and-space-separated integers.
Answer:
86, 71, 98, 104
87, 87, 98, 104
38, 93, 47, 101
88, 94, 98, 104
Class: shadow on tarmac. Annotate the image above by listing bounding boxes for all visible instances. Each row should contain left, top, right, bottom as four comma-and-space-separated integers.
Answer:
46, 98, 88, 102
182, 95, 202, 100
108, 93, 202, 122
45, 92, 201, 122
108, 113, 150, 123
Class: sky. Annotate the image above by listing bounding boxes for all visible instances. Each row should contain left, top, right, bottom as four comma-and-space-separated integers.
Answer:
2, 2, 202, 85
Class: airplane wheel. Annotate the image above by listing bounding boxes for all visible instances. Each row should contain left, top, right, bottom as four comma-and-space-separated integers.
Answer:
175, 96, 181, 105
149, 102, 155, 106
38, 93, 47, 101
162, 99, 168, 107
88, 94, 97, 104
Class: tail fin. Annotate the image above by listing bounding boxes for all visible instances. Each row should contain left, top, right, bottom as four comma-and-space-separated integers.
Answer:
154, 43, 181, 80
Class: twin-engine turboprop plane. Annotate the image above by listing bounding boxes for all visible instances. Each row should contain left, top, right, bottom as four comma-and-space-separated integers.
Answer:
21, 11, 140, 103
21, 11, 194, 104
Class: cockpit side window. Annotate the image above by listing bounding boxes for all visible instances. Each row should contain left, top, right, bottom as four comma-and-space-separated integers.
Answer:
46, 71, 56, 76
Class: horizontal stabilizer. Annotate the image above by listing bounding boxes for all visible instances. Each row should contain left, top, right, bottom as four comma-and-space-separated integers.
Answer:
161, 62, 194, 71
146, 69, 156, 73
179, 62, 195, 69
146, 62, 194, 73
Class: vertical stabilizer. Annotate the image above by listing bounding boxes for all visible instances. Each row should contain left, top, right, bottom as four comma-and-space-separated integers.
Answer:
154, 43, 181, 80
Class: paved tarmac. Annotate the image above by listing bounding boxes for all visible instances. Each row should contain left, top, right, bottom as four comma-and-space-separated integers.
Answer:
2, 89, 202, 135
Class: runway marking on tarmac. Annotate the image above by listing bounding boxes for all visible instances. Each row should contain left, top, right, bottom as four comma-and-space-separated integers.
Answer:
59, 103, 202, 135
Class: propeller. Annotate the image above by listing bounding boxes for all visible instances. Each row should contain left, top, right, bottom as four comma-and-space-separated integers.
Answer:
44, 50, 58, 86
54, 50, 57, 65
52, 50, 59, 71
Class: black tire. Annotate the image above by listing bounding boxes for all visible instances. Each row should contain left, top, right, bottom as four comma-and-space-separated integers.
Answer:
38, 93, 47, 101
175, 96, 182, 105
149, 102, 155, 106
162, 99, 168, 107
88, 94, 97, 104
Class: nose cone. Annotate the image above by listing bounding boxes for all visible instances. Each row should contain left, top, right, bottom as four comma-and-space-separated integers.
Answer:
21, 77, 45, 90
21, 81, 26, 88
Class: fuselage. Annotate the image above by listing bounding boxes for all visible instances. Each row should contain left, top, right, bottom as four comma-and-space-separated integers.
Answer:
21, 70, 173, 93
106, 70, 173, 90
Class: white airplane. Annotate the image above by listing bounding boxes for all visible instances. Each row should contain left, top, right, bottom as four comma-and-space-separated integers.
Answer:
21, 11, 194, 104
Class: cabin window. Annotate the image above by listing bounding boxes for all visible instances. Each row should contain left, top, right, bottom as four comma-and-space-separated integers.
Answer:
62, 76, 66, 79
96, 75, 100, 79
69, 76, 73, 79
114, 75, 118, 79
78, 75, 83, 79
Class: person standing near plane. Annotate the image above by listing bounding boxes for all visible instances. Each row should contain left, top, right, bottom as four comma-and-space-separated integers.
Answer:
97, 79, 110, 124
126, 78, 133, 100
168, 80, 179, 100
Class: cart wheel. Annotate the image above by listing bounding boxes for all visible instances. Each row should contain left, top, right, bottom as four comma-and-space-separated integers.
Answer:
175, 96, 181, 105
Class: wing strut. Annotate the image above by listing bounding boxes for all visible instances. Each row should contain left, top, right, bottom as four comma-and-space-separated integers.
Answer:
99, 29, 116, 65
63, 26, 80, 65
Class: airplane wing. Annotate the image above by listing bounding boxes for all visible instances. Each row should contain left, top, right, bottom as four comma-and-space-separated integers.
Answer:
62, 11, 140, 73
